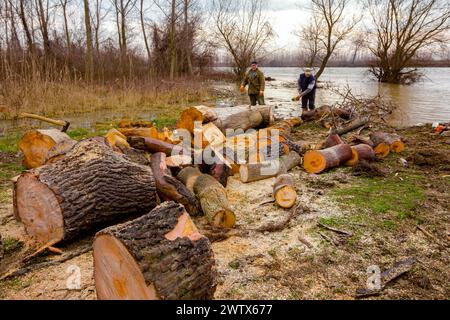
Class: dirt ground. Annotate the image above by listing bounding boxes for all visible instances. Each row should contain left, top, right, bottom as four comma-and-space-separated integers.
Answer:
0, 122, 449, 300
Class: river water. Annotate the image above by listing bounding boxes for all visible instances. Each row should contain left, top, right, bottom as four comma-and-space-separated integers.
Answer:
257, 67, 450, 127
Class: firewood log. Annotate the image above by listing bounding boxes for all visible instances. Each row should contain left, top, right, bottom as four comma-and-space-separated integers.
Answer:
331, 117, 370, 136
322, 134, 345, 149
19, 129, 76, 169
177, 167, 236, 228
345, 144, 376, 167
93, 201, 217, 300
119, 127, 179, 144
370, 132, 405, 153
166, 155, 193, 168
273, 174, 297, 209
303, 144, 353, 174
14, 138, 158, 245
151, 153, 200, 216
177, 105, 273, 134
105, 129, 130, 150
128, 136, 189, 157
239, 151, 302, 183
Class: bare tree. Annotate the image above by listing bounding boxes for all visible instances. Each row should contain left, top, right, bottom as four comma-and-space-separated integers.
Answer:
304, 0, 360, 80
140, 0, 152, 63
60, 0, 71, 53
212, 0, 275, 79
366, 0, 450, 83
35, 0, 52, 59
111, 0, 137, 57
83, 0, 94, 81
91, 0, 109, 54
295, 14, 326, 67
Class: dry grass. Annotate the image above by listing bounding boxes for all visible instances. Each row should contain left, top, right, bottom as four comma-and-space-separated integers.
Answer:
0, 77, 213, 119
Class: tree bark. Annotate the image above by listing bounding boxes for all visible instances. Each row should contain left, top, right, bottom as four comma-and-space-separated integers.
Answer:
83, 0, 94, 81
151, 153, 200, 216
128, 136, 189, 157
331, 117, 370, 136
304, 144, 353, 174
177, 167, 236, 228
14, 138, 158, 245
345, 144, 376, 167
94, 201, 217, 300
239, 151, 302, 183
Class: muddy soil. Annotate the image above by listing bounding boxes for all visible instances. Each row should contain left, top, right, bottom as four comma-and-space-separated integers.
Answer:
0, 122, 449, 300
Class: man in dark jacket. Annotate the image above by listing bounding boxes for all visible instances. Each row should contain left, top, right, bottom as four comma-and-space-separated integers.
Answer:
240, 61, 266, 106
298, 68, 316, 111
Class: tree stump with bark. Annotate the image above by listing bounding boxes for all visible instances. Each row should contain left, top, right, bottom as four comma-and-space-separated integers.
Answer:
273, 174, 297, 209
14, 138, 158, 244
19, 129, 76, 169
93, 202, 217, 300
303, 144, 353, 174
177, 167, 236, 228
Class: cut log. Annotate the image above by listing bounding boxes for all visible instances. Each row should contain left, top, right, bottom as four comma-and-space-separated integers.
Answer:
207, 163, 232, 187
19, 129, 76, 169
93, 201, 217, 300
150, 153, 200, 216
14, 138, 158, 244
177, 167, 236, 228
301, 106, 350, 122
331, 117, 370, 136
345, 144, 376, 167
119, 127, 179, 144
178, 105, 273, 134
128, 136, 189, 157
166, 155, 193, 168
273, 174, 297, 209
347, 135, 375, 147
370, 132, 405, 153
118, 119, 153, 128
303, 144, 353, 174
239, 151, 302, 183
105, 129, 130, 150
322, 134, 345, 149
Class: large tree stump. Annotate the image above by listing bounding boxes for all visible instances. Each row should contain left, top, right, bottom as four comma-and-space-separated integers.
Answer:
19, 129, 76, 169
239, 151, 302, 183
370, 132, 405, 153
14, 138, 158, 244
303, 144, 353, 174
345, 144, 376, 166
177, 167, 236, 228
94, 201, 217, 300
151, 153, 200, 216
273, 174, 297, 209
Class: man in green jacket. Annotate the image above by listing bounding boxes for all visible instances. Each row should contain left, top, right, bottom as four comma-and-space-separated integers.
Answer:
240, 61, 266, 106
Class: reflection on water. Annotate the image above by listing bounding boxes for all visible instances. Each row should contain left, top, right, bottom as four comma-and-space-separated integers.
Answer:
261, 67, 450, 127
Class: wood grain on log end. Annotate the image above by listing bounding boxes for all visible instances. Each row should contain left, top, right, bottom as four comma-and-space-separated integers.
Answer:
94, 202, 217, 300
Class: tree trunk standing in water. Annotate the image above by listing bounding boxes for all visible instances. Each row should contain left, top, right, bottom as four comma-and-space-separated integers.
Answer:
366, 0, 450, 84
83, 0, 94, 82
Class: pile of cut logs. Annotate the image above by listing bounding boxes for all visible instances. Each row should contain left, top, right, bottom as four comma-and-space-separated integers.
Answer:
11, 103, 405, 300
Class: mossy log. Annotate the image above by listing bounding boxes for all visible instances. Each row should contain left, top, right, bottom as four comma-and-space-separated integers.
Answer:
19, 129, 76, 169
93, 201, 217, 300
14, 138, 158, 244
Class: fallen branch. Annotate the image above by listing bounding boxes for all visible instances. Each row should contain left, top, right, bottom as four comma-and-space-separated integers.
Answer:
318, 222, 353, 237
256, 203, 303, 233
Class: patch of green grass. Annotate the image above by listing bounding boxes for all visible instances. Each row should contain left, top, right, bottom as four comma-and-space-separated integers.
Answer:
2, 237, 24, 254
228, 260, 240, 270
0, 163, 24, 180
331, 175, 425, 220
0, 133, 21, 153
0, 277, 33, 297
67, 127, 109, 141
153, 116, 178, 129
